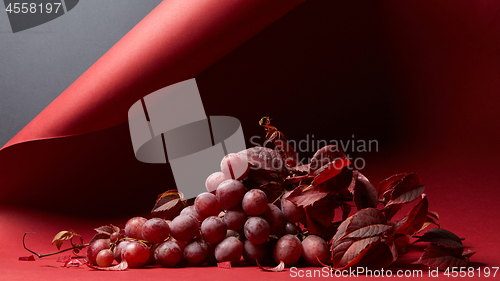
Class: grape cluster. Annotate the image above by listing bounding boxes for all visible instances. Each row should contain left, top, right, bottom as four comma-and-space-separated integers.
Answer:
87, 152, 330, 268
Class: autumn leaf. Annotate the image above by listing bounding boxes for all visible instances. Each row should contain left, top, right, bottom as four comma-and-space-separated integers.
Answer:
304, 198, 337, 227
94, 225, 120, 235
309, 145, 347, 174
387, 185, 425, 205
344, 224, 392, 239
332, 236, 379, 268
151, 189, 185, 219
90, 233, 112, 245
330, 208, 392, 267
301, 197, 339, 239
414, 228, 465, 249
352, 172, 378, 210
86, 260, 128, 271
395, 196, 429, 236
311, 157, 351, 186
290, 164, 310, 175
379, 173, 425, 206
414, 244, 469, 269
336, 208, 389, 242
340, 240, 394, 270
287, 184, 329, 207
52, 230, 82, 250
257, 260, 285, 272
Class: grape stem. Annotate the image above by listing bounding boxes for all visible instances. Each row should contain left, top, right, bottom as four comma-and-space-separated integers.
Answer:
23, 232, 89, 258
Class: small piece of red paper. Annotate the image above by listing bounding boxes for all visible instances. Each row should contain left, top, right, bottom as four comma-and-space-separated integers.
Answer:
18, 255, 35, 261
217, 262, 231, 269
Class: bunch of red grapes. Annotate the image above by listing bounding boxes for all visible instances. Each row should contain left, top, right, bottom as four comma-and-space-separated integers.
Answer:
87, 152, 330, 269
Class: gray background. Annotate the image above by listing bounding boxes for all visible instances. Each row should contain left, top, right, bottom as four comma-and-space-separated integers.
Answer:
0, 0, 162, 147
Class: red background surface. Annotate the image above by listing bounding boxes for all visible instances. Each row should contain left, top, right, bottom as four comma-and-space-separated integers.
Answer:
1, 0, 500, 280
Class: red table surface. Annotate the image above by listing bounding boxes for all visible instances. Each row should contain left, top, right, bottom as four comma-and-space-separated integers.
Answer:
2, 0, 500, 280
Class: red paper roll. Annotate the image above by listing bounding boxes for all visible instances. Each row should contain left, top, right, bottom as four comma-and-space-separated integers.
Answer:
2, 0, 304, 150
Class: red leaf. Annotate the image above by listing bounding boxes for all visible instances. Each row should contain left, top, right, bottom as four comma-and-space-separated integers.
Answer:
273, 138, 298, 168
414, 228, 465, 249
339, 202, 352, 221
342, 208, 388, 240
257, 260, 285, 272
387, 185, 425, 205
311, 158, 351, 186
309, 145, 347, 174
290, 164, 310, 175
462, 250, 477, 258
333, 237, 380, 268
282, 175, 311, 186
395, 196, 429, 236
287, 185, 329, 207
383, 203, 403, 221
86, 260, 128, 271
344, 224, 392, 239
378, 173, 407, 196
379, 173, 424, 206
414, 244, 468, 269
90, 233, 111, 245
19, 255, 35, 261
352, 172, 378, 210
94, 225, 120, 235
331, 216, 353, 246
341, 240, 394, 270
332, 208, 387, 245
151, 189, 185, 219
304, 198, 337, 227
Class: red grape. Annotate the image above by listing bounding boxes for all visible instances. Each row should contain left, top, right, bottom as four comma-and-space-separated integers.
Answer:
242, 239, 267, 265
261, 203, 286, 236
183, 238, 209, 266
281, 192, 305, 223
201, 216, 227, 244
195, 192, 221, 217
110, 232, 121, 243
273, 234, 302, 266
124, 217, 147, 240
221, 153, 249, 180
242, 189, 268, 216
216, 180, 246, 210
123, 240, 150, 268
87, 239, 110, 265
113, 240, 130, 263
96, 249, 115, 267
205, 171, 228, 193
214, 236, 243, 265
301, 235, 330, 266
169, 215, 200, 242
180, 205, 206, 222
155, 240, 183, 267
285, 221, 298, 235
142, 218, 170, 243
224, 206, 247, 232
244, 217, 270, 245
